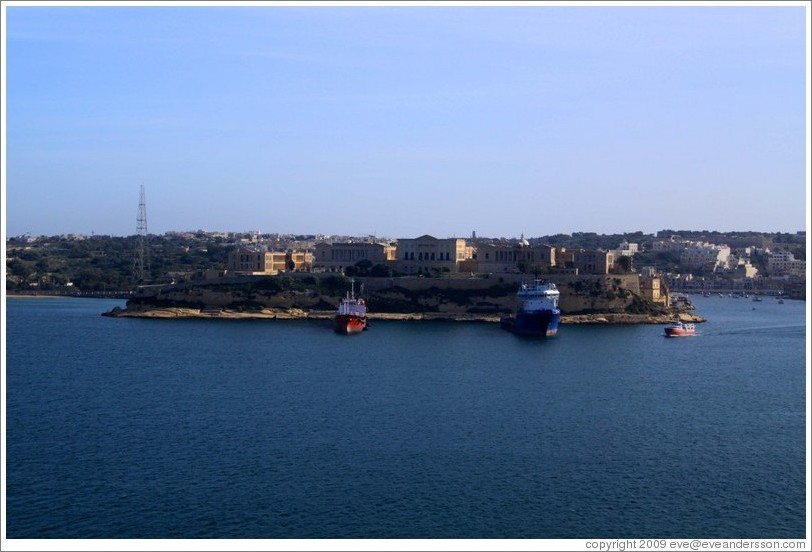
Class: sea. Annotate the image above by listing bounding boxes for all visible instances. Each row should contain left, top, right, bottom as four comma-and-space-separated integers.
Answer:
4, 295, 808, 540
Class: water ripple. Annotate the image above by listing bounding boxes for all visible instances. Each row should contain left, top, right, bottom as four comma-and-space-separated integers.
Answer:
5, 298, 807, 538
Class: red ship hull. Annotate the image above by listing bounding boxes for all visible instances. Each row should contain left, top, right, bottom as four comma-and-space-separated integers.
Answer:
664, 326, 695, 337
334, 314, 367, 334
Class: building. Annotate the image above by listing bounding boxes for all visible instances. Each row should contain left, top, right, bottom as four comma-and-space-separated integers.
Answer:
192, 269, 229, 281
396, 235, 470, 275
680, 243, 731, 272
557, 249, 575, 271
639, 266, 658, 277
783, 280, 806, 300
312, 242, 397, 273
767, 250, 806, 277
228, 248, 285, 274
733, 262, 759, 279
288, 251, 314, 272
475, 240, 556, 274
639, 275, 668, 307
614, 240, 639, 257
572, 249, 614, 275
228, 247, 312, 275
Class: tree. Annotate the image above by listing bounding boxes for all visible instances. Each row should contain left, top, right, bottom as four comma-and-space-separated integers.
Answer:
206, 243, 228, 264
354, 259, 373, 276
370, 263, 393, 277
74, 268, 106, 291
7, 258, 33, 282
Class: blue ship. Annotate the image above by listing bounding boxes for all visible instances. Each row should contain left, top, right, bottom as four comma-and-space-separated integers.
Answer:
500, 280, 561, 337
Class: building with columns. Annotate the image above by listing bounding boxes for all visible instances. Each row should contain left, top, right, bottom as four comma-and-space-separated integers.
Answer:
474, 240, 556, 274
312, 242, 397, 273
396, 235, 470, 275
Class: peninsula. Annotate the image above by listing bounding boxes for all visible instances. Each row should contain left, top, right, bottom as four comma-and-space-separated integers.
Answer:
102, 273, 705, 325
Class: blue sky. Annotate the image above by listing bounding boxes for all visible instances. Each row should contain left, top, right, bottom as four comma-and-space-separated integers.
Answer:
3, 4, 809, 238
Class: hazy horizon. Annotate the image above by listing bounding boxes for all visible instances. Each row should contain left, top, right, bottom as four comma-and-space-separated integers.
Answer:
3, 3, 809, 238
6, 226, 807, 241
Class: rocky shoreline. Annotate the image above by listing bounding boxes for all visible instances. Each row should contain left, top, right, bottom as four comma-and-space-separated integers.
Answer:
102, 306, 705, 325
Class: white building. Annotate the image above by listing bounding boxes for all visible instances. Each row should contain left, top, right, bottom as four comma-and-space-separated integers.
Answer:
767, 251, 806, 277
613, 240, 639, 258
620, 240, 639, 255
680, 243, 731, 272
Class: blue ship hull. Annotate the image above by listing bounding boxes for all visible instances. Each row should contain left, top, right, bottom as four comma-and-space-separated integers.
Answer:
501, 309, 560, 337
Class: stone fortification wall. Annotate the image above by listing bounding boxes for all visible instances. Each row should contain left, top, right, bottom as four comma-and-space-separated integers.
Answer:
300, 272, 640, 293
126, 273, 658, 316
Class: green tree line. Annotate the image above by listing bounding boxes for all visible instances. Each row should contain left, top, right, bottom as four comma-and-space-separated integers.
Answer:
6, 235, 229, 292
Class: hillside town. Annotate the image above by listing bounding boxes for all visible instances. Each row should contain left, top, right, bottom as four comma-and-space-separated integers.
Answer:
6, 229, 807, 303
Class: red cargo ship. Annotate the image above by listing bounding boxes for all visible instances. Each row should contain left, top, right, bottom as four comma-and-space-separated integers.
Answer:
334, 280, 368, 334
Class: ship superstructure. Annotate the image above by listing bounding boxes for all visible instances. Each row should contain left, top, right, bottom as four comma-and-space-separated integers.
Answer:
334, 279, 368, 334
500, 280, 561, 337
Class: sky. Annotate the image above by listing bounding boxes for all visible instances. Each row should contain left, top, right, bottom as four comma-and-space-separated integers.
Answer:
2, 2, 809, 238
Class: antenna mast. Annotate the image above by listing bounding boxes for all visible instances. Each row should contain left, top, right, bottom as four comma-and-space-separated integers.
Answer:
133, 185, 150, 284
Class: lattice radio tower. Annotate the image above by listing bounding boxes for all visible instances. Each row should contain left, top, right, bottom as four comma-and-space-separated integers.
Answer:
133, 185, 150, 284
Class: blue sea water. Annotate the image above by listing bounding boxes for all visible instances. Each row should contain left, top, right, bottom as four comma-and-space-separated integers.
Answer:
4, 296, 807, 539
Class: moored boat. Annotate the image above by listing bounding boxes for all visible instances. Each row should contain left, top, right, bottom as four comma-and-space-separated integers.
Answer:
664, 320, 696, 337
500, 280, 561, 337
334, 280, 368, 334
